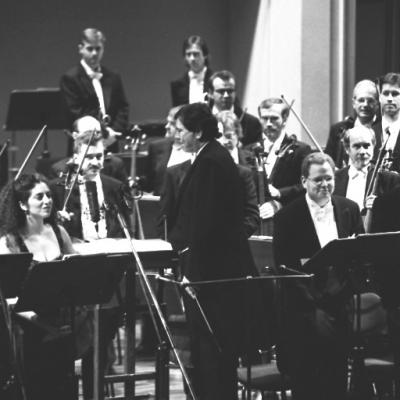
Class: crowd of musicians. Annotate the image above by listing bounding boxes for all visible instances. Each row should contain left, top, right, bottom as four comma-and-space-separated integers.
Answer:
2, 27, 400, 400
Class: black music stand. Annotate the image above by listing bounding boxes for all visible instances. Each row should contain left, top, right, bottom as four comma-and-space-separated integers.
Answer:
302, 232, 400, 399
0, 253, 32, 400
5, 88, 69, 162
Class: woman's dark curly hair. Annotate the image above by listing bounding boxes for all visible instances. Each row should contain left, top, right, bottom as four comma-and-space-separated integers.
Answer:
0, 173, 57, 237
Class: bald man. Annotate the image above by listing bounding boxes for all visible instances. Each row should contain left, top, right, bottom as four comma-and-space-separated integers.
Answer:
325, 79, 381, 168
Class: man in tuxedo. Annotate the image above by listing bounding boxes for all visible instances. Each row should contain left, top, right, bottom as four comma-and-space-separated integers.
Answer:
168, 103, 261, 399
257, 97, 311, 222
325, 79, 381, 168
60, 28, 129, 154
273, 152, 364, 400
170, 35, 213, 107
334, 125, 400, 216
378, 72, 400, 173
208, 70, 262, 147
50, 120, 129, 399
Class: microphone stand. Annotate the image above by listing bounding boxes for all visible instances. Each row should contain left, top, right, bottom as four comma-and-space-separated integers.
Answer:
110, 202, 199, 400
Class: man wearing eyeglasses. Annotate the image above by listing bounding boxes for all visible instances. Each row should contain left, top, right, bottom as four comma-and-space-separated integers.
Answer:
334, 125, 400, 215
273, 152, 364, 400
325, 79, 381, 168
208, 70, 262, 147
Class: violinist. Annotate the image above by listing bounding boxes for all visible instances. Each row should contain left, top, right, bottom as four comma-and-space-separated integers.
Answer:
50, 116, 130, 400
257, 98, 311, 221
325, 80, 381, 168
334, 125, 400, 214
0, 173, 76, 400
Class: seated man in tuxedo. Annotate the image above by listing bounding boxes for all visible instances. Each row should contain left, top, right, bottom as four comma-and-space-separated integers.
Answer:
208, 70, 262, 147
170, 35, 213, 106
257, 97, 311, 223
50, 120, 130, 399
273, 152, 364, 400
60, 28, 129, 154
334, 125, 400, 217
49, 116, 128, 184
325, 79, 380, 168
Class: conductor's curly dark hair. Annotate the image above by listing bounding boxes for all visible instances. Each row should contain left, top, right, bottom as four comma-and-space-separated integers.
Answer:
0, 173, 57, 237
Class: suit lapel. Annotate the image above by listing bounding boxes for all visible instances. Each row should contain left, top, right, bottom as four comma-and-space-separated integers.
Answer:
101, 68, 111, 110
335, 167, 350, 196
77, 64, 96, 98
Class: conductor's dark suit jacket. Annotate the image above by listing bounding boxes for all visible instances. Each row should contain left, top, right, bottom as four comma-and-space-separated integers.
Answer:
50, 174, 129, 240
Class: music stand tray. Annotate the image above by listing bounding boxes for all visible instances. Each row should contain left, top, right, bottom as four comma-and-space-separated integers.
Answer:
5, 88, 68, 131
0, 253, 32, 298
14, 254, 126, 313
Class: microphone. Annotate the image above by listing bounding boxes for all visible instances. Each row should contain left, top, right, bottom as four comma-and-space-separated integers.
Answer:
85, 181, 100, 225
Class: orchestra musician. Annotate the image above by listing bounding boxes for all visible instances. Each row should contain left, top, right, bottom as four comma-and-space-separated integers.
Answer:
168, 103, 262, 399
60, 28, 129, 154
273, 152, 364, 400
49, 120, 130, 400
170, 35, 213, 107
0, 173, 76, 400
334, 125, 400, 213
378, 72, 400, 173
325, 79, 381, 168
257, 97, 311, 223
208, 70, 262, 147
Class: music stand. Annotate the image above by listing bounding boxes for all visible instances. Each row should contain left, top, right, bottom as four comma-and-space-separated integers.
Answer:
302, 232, 400, 399
4, 88, 69, 165
0, 253, 32, 400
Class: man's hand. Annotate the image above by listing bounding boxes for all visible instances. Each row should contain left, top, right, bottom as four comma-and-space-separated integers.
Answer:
268, 184, 281, 199
104, 127, 122, 148
364, 194, 377, 210
259, 200, 282, 219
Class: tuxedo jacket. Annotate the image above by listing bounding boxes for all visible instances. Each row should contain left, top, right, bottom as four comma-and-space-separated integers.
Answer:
170, 68, 213, 106
334, 165, 400, 205
146, 137, 174, 194
168, 140, 257, 281
60, 63, 129, 139
50, 174, 129, 240
255, 134, 311, 205
273, 195, 364, 313
325, 117, 382, 168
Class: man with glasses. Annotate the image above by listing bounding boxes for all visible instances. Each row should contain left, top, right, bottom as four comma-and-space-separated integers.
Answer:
208, 70, 262, 146
273, 152, 364, 400
325, 79, 381, 168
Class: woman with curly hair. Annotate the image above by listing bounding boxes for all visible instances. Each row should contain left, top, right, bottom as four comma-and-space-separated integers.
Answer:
0, 173, 76, 400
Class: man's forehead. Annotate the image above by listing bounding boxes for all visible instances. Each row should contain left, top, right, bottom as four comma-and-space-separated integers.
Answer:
213, 77, 235, 89
309, 162, 334, 176
259, 105, 282, 118
354, 87, 377, 99
81, 39, 103, 48
382, 83, 400, 91
77, 119, 101, 132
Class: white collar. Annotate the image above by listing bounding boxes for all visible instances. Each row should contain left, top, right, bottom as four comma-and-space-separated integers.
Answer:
188, 67, 207, 80
348, 163, 368, 179
81, 59, 102, 78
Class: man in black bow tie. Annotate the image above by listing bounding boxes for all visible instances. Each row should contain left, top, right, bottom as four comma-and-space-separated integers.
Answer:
60, 28, 129, 154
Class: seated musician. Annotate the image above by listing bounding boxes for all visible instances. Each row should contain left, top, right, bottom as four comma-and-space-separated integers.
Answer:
50, 122, 130, 399
334, 125, 400, 216
257, 98, 311, 222
0, 173, 77, 400
273, 152, 364, 400
49, 115, 128, 184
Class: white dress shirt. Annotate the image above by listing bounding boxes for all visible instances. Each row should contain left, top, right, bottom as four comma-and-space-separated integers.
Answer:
346, 164, 368, 210
81, 59, 106, 117
305, 194, 338, 248
167, 145, 193, 167
382, 115, 400, 152
189, 68, 207, 104
263, 132, 286, 177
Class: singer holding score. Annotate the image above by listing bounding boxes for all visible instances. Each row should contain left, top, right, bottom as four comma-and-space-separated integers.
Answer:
0, 173, 77, 399
50, 116, 130, 399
